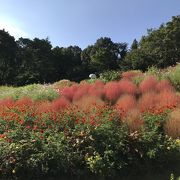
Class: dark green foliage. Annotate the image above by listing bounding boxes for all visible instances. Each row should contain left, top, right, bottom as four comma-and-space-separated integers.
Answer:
82, 37, 127, 73
0, 29, 18, 84
90, 37, 127, 72
15, 37, 56, 85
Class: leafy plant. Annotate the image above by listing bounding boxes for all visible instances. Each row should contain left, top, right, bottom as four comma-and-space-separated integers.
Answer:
168, 64, 180, 91
99, 70, 121, 82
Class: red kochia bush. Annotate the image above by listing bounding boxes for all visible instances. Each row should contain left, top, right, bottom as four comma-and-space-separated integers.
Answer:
61, 84, 79, 102
156, 80, 174, 93
116, 94, 136, 117
51, 97, 70, 111
73, 83, 91, 102
139, 76, 158, 93
104, 81, 122, 103
138, 92, 157, 113
88, 80, 104, 99
94, 80, 105, 87
118, 79, 137, 95
74, 96, 105, 110
156, 91, 178, 110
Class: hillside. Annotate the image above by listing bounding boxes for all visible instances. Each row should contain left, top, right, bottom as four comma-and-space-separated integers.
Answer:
0, 65, 179, 179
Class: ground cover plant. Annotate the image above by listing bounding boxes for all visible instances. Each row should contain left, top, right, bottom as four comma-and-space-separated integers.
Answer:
0, 68, 180, 179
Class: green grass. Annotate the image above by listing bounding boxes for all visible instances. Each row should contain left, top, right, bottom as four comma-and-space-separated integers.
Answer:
0, 84, 59, 101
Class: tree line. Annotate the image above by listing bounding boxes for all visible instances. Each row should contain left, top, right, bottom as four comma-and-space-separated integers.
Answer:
0, 15, 180, 86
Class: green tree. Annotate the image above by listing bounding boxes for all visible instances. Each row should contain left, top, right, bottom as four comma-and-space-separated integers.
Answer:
0, 29, 18, 85
125, 15, 180, 70
53, 46, 85, 82
131, 39, 138, 50
91, 37, 122, 72
15, 37, 55, 85
82, 37, 127, 73
15, 38, 37, 85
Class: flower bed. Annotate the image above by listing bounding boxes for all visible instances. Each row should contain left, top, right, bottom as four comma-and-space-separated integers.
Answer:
0, 76, 180, 179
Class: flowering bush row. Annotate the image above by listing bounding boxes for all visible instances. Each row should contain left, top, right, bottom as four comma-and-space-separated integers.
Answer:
0, 75, 180, 179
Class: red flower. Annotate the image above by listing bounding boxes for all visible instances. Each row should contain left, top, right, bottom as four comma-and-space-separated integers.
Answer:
19, 120, 25, 125
25, 125, 31, 129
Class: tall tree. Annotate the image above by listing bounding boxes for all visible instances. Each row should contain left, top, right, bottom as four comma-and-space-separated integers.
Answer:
53, 46, 84, 81
90, 37, 120, 72
81, 37, 127, 73
131, 39, 138, 50
125, 15, 180, 70
0, 29, 17, 85
15, 37, 55, 85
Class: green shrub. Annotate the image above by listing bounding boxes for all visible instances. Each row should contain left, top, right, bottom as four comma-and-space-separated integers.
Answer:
147, 66, 165, 80
29, 85, 59, 101
0, 129, 69, 179
168, 64, 180, 91
137, 113, 180, 163
99, 70, 121, 82
85, 120, 129, 177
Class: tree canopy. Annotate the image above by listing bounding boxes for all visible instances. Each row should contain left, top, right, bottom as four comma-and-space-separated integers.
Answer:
0, 15, 180, 85
124, 15, 180, 71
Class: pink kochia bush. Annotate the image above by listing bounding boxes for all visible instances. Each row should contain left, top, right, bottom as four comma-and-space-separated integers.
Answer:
51, 97, 70, 111
56, 77, 179, 117
88, 80, 105, 99
74, 96, 105, 111
61, 84, 79, 102
73, 83, 91, 102
139, 76, 158, 93
104, 81, 122, 103
15, 97, 33, 107
118, 79, 137, 95
103, 79, 137, 104
138, 77, 179, 114
156, 80, 174, 93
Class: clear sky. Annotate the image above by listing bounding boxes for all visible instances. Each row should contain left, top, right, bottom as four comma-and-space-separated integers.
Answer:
0, 0, 180, 49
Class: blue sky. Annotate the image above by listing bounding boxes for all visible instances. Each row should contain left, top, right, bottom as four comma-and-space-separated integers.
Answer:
0, 0, 180, 49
